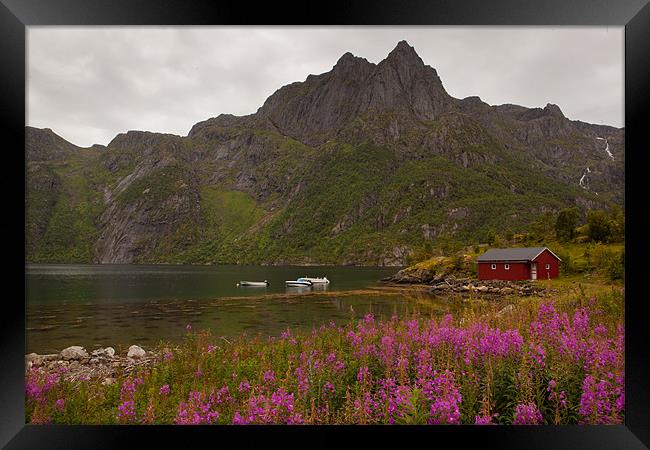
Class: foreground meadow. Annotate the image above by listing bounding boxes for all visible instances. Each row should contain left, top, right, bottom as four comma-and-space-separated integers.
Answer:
26, 278, 624, 425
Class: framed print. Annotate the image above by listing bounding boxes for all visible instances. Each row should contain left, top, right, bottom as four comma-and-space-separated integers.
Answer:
2, 0, 650, 448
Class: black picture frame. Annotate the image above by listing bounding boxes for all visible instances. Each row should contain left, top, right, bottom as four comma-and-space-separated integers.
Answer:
3, 0, 649, 448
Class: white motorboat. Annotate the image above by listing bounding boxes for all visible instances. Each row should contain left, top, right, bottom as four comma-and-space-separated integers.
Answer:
298, 277, 330, 284
237, 280, 269, 287
285, 280, 313, 287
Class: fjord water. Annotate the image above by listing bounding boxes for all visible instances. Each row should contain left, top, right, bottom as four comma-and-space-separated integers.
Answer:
26, 264, 452, 354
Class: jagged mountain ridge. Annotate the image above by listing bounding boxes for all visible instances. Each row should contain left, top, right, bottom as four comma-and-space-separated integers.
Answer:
26, 41, 624, 265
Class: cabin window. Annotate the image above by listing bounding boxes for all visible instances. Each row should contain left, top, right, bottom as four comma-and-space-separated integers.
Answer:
491, 264, 496, 270
504, 264, 510, 270
545, 263, 550, 269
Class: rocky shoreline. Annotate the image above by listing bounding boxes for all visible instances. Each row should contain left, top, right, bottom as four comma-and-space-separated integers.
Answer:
25, 344, 168, 384
426, 277, 550, 297
383, 267, 551, 297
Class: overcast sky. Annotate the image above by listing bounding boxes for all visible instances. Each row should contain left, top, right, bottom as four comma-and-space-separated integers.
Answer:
27, 27, 624, 147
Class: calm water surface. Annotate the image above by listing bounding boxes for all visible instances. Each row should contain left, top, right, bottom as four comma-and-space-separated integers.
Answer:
26, 264, 458, 354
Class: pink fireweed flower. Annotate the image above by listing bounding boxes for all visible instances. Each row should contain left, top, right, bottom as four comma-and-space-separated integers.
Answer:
529, 343, 546, 368
207, 344, 216, 354
212, 385, 232, 405
175, 391, 219, 425
117, 400, 136, 423
346, 330, 363, 347
475, 414, 494, 425
579, 374, 623, 424
238, 388, 297, 424
374, 378, 412, 424
294, 367, 309, 394
263, 370, 276, 384
323, 381, 336, 396
159, 385, 171, 396
238, 380, 251, 393
287, 413, 305, 425
194, 369, 203, 379
271, 387, 294, 412
280, 329, 294, 341
117, 376, 143, 423
357, 366, 370, 383
120, 377, 143, 397
25, 379, 42, 401
427, 370, 462, 425
513, 403, 543, 425
164, 351, 174, 361
232, 411, 248, 425
615, 391, 625, 415
572, 308, 591, 336
25, 370, 60, 402
353, 392, 380, 424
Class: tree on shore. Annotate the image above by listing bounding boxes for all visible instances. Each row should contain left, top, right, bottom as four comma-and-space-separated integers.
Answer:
587, 210, 612, 243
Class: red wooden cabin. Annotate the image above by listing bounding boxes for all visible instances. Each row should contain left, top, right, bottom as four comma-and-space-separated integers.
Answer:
476, 247, 561, 281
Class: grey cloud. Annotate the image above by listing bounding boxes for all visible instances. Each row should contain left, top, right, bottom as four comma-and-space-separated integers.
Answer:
27, 26, 623, 147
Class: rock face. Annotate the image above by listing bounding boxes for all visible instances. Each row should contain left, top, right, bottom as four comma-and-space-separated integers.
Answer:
385, 266, 439, 284
26, 40, 624, 266
60, 346, 89, 360
127, 345, 146, 359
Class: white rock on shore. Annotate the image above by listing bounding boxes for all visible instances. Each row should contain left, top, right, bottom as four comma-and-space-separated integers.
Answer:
91, 347, 116, 358
127, 345, 146, 359
60, 346, 88, 360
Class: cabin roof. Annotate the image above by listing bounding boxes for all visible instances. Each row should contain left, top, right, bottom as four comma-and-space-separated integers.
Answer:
477, 247, 561, 262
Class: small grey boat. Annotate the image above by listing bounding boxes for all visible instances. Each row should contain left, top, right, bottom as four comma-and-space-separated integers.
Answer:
237, 280, 269, 287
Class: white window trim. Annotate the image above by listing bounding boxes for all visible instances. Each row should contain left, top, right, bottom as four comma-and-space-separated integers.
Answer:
545, 263, 550, 269
504, 264, 510, 270
491, 264, 496, 270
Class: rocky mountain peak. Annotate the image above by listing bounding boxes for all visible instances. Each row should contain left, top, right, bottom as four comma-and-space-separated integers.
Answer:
384, 40, 424, 67
254, 41, 457, 145
331, 51, 374, 76
335, 51, 356, 65
26, 126, 82, 161
543, 103, 565, 118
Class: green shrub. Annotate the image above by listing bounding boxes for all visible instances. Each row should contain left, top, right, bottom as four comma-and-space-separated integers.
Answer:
555, 208, 578, 242
606, 251, 624, 281
558, 252, 576, 275
587, 210, 612, 243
